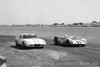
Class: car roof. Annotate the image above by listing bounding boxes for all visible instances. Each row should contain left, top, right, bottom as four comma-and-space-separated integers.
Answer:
19, 33, 36, 36
56, 35, 68, 38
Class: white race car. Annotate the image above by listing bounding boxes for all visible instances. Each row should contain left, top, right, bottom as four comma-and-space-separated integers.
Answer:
15, 33, 46, 48
54, 35, 86, 47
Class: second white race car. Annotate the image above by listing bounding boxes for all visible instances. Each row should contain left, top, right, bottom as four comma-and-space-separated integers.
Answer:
15, 33, 46, 48
54, 35, 86, 47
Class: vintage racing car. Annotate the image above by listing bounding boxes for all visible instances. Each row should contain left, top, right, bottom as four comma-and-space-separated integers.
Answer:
54, 35, 86, 47
15, 33, 46, 48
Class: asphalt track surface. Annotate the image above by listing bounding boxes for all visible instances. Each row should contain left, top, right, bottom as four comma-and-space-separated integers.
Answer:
0, 35, 100, 67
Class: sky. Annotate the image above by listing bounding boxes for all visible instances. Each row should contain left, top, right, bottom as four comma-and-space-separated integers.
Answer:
0, 0, 100, 25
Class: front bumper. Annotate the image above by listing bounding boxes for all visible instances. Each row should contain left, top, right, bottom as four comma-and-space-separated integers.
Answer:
26, 44, 45, 47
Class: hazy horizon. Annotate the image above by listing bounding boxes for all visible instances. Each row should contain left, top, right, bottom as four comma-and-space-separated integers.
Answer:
0, 0, 100, 25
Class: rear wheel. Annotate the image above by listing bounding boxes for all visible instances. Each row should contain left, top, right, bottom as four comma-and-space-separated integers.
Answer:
66, 39, 70, 46
54, 37, 59, 45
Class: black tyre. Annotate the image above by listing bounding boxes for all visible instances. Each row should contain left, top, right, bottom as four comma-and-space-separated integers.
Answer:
66, 39, 70, 46
54, 37, 59, 45
22, 42, 26, 47
40, 45, 44, 48
15, 41, 20, 47
81, 44, 86, 47
78, 44, 86, 47
78, 44, 82, 47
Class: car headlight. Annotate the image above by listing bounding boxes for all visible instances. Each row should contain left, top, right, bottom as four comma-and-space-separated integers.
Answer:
81, 38, 86, 42
26, 41, 30, 44
72, 41, 77, 44
42, 40, 46, 45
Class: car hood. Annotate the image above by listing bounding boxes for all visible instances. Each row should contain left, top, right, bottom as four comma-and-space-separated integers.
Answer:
71, 39, 86, 44
23, 38, 46, 45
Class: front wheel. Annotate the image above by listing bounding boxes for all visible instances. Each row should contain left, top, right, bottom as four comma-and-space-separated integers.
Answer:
54, 37, 59, 45
81, 44, 86, 47
22, 42, 26, 47
40, 45, 44, 48
65, 39, 70, 46
78, 44, 86, 47
15, 41, 20, 47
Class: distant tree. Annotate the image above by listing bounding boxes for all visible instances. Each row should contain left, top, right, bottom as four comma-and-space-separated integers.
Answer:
53, 23, 60, 25
92, 21, 97, 24
61, 23, 64, 25
26, 24, 32, 27
67, 24, 71, 27
79, 22, 83, 25
92, 21, 97, 27
73, 23, 78, 26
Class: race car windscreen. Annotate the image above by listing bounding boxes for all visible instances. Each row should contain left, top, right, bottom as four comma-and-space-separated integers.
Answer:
23, 35, 37, 38
70, 36, 77, 40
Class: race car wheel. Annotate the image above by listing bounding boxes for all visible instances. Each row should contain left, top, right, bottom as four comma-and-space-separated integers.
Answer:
78, 44, 86, 47
40, 45, 44, 48
54, 37, 59, 45
22, 42, 26, 47
81, 44, 86, 47
15, 41, 20, 47
78, 44, 82, 47
66, 39, 70, 46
